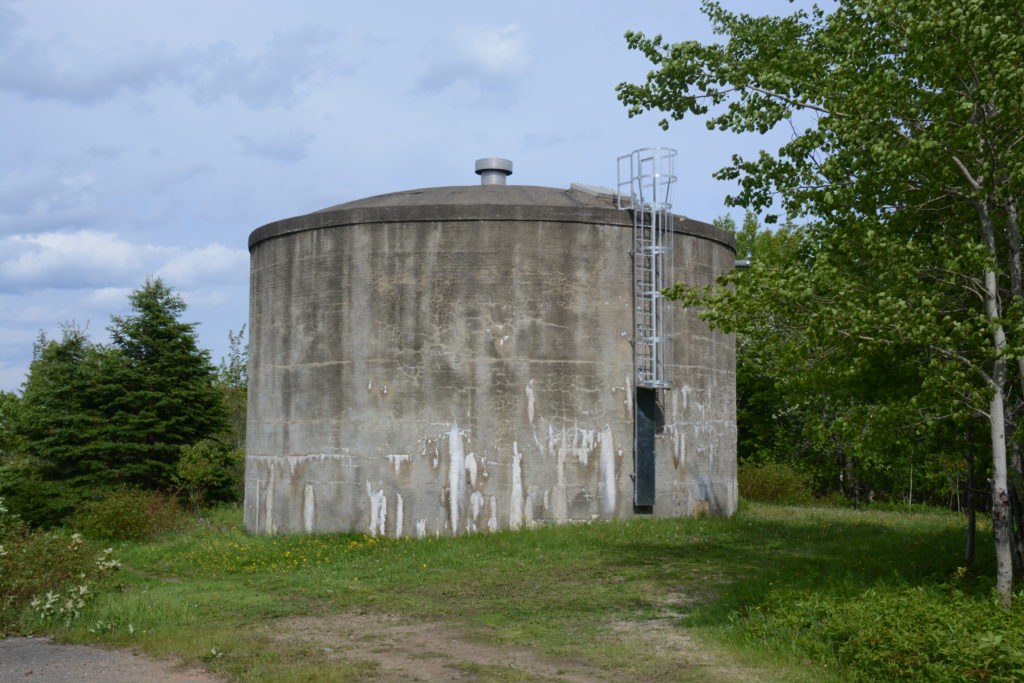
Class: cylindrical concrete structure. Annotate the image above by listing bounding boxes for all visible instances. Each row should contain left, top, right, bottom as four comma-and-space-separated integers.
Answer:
245, 183, 736, 536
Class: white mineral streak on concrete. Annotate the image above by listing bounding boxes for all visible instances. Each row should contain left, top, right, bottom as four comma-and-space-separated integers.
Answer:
525, 489, 536, 524
448, 425, 465, 533
432, 445, 439, 470
366, 483, 387, 536
552, 443, 567, 521
254, 479, 262, 532
598, 425, 616, 516
670, 390, 685, 469
249, 452, 352, 467
487, 495, 498, 531
626, 375, 634, 414
470, 491, 484, 531
266, 468, 276, 534
395, 493, 404, 537
302, 483, 315, 533
526, 380, 536, 424
382, 384, 388, 394
575, 428, 596, 465
367, 379, 373, 390
415, 519, 427, 538
465, 453, 478, 487
542, 425, 596, 469
386, 453, 411, 474
510, 442, 524, 529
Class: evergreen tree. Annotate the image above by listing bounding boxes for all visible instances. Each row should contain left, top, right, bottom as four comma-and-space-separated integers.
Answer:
18, 326, 116, 486
106, 277, 228, 490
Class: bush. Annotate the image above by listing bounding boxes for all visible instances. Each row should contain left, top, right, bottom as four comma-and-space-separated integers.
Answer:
738, 461, 815, 505
0, 455, 82, 528
1, 497, 121, 632
745, 583, 1024, 681
175, 439, 244, 514
69, 488, 186, 541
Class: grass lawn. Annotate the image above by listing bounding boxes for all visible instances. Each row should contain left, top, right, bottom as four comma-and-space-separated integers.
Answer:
23, 501, 1022, 681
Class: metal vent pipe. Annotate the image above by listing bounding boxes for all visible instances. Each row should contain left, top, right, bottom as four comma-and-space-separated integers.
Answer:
475, 158, 513, 185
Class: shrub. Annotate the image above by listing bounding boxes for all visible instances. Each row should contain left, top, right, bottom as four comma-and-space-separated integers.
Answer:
738, 461, 815, 505
745, 584, 1024, 681
1, 497, 121, 632
69, 488, 186, 540
174, 439, 244, 514
0, 455, 82, 528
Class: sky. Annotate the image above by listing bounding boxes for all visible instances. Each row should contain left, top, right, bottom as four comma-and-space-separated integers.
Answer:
0, 0, 831, 393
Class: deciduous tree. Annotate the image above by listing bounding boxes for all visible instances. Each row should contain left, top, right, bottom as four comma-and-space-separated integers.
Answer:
619, 0, 1024, 603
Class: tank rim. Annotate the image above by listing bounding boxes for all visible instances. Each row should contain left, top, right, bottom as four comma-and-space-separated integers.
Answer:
248, 184, 736, 252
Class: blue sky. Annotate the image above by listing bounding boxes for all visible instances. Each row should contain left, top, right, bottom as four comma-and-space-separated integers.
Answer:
0, 0, 829, 392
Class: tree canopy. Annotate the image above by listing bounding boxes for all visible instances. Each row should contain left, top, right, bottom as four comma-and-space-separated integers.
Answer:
619, 0, 1024, 603
14, 279, 228, 509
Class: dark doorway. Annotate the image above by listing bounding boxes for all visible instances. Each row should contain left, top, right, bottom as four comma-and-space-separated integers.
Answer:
634, 387, 660, 511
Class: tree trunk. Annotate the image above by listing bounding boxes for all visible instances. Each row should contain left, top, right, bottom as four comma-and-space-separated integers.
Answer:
982, 205, 1013, 605
989, 357, 1012, 607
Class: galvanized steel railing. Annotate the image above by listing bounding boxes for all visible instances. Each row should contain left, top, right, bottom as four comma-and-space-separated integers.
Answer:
617, 148, 676, 389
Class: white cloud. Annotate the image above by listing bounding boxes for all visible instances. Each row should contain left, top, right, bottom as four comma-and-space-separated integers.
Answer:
0, 168, 102, 235
156, 243, 248, 289
0, 230, 246, 293
0, 20, 340, 109
414, 25, 530, 102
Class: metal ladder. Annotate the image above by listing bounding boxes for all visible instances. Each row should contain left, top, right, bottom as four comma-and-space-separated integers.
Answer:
617, 148, 676, 389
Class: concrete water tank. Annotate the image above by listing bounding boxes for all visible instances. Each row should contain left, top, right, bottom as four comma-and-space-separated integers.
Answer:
244, 172, 737, 536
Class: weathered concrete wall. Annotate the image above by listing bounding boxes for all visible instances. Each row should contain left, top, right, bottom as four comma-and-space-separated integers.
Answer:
245, 184, 735, 535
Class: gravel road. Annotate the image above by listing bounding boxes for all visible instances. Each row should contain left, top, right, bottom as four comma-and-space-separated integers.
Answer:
0, 637, 223, 683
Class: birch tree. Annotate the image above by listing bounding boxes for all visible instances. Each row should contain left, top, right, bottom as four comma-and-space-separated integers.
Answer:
618, 0, 1024, 604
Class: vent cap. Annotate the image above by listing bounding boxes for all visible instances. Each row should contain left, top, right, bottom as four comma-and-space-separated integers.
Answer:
475, 158, 513, 185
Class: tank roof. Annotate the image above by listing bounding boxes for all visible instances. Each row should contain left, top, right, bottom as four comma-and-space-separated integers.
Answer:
249, 184, 733, 251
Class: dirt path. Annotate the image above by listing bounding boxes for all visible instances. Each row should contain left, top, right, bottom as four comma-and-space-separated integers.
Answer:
266, 612, 767, 681
2, 611, 768, 682
0, 637, 224, 683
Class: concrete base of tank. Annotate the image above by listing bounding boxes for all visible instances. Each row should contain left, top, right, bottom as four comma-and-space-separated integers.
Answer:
244, 185, 737, 536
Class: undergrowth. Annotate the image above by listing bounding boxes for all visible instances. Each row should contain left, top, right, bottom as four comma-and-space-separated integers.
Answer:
745, 582, 1024, 681
0, 497, 121, 633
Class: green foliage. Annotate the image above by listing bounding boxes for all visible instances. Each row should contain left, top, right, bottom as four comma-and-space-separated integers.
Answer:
17, 325, 125, 490
69, 488, 186, 541
216, 326, 247, 450
620, 2, 1024, 563
0, 391, 25, 457
745, 584, 1024, 681
0, 455, 83, 528
10, 279, 231, 526
0, 497, 121, 633
174, 439, 244, 514
106, 277, 229, 490
738, 461, 815, 505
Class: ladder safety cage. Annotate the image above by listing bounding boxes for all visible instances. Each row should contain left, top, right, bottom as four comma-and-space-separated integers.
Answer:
617, 148, 677, 390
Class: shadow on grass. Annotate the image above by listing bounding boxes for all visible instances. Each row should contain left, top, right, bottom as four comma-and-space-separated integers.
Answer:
594, 504, 992, 625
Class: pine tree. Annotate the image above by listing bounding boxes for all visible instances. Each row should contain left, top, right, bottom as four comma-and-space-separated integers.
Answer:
106, 277, 228, 489
18, 325, 115, 486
